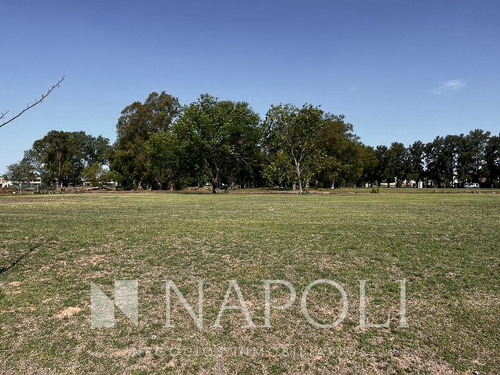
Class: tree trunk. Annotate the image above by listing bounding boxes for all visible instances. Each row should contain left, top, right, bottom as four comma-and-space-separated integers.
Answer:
295, 161, 303, 194
211, 165, 219, 193
56, 152, 62, 193
212, 179, 218, 194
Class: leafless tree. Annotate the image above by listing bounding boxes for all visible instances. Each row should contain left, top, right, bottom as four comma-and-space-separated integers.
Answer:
0, 76, 65, 129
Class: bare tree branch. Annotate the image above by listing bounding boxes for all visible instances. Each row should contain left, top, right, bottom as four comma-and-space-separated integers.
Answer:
0, 76, 65, 129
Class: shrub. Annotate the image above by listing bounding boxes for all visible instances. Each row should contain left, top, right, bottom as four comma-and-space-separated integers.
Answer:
371, 187, 380, 194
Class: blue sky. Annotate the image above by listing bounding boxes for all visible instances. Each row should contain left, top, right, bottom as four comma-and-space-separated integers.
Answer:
1, 0, 499, 173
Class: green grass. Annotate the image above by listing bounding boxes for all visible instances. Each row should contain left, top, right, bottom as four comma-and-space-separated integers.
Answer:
0, 192, 499, 374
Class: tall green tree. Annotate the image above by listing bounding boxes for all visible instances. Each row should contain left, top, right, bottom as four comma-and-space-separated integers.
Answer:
357, 145, 379, 187
32, 130, 79, 190
30, 130, 110, 190
407, 141, 425, 183
110, 91, 181, 189
456, 129, 490, 184
262, 149, 295, 189
425, 135, 459, 187
146, 130, 185, 189
485, 134, 500, 187
74, 131, 111, 166
263, 104, 326, 194
316, 115, 363, 188
374, 145, 390, 187
170, 94, 261, 193
386, 142, 408, 187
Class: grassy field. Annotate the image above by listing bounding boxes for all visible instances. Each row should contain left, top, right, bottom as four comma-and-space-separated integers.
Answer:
0, 192, 499, 374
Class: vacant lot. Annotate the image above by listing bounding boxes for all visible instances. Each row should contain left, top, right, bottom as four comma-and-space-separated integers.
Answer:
0, 192, 499, 374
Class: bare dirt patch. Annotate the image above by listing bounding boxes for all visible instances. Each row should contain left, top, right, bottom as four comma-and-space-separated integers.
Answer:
55, 306, 82, 319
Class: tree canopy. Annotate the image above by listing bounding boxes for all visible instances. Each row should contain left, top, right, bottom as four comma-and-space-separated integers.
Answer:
6, 130, 110, 191
5, 90, 500, 192
110, 91, 181, 189
263, 104, 327, 194
148, 94, 262, 192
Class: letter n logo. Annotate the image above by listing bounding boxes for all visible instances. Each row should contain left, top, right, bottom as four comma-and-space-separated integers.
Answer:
91, 280, 138, 328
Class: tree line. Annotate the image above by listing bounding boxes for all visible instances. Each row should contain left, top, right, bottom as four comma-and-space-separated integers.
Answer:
4, 91, 500, 192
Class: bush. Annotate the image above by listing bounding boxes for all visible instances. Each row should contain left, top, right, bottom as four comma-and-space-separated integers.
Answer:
371, 187, 380, 194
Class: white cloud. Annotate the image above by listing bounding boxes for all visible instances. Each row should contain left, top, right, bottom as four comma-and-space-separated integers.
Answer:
430, 79, 466, 95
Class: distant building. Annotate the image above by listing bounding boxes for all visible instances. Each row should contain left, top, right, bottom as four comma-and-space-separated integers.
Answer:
29, 177, 42, 186
0, 177, 13, 188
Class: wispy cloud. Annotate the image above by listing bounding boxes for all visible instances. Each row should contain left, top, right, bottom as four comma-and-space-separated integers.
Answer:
430, 79, 466, 95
